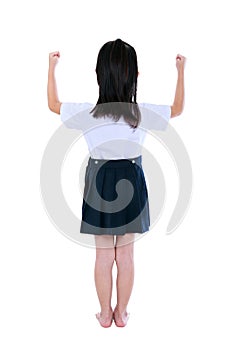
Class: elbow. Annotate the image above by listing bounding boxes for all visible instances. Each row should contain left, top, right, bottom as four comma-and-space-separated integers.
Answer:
171, 104, 184, 118
48, 102, 54, 112
48, 100, 61, 115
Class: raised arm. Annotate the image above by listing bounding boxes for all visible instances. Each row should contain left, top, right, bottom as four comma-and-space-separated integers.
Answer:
171, 54, 186, 118
47, 51, 62, 114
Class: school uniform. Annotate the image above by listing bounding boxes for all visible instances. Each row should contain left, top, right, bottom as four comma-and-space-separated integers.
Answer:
60, 102, 171, 235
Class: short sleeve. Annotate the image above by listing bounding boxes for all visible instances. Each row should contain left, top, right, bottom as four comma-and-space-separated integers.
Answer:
139, 103, 171, 130
60, 102, 93, 128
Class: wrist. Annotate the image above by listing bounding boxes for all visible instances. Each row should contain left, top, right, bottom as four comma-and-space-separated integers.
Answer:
48, 64, 57, 74
177, 68, 184, 77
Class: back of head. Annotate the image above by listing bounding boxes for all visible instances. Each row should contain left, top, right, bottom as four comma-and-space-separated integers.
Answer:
91, 39, 141, 129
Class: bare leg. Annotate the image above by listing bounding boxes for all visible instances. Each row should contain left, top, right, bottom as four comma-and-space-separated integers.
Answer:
95, 235, 115, 327
114, 233, 135, 327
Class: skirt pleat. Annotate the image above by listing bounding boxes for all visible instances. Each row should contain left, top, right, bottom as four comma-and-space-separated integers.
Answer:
80, 156, 150, 235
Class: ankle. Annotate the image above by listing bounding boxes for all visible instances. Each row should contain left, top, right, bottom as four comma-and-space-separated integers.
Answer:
101, 307, 113, 316
114, 305, 127, 315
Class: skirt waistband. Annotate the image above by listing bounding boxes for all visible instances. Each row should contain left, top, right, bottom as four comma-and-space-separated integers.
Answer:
88, 155, 142, 168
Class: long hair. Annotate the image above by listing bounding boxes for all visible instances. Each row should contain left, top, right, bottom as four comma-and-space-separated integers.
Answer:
91, 39, 141, 129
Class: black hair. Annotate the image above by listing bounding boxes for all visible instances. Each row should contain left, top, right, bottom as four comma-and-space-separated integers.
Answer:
91, 38, 141, 129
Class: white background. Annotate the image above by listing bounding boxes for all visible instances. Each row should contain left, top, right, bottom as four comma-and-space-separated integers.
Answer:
1, 0, 233, 348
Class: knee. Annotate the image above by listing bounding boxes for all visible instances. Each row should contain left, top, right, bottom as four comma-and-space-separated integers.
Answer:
96, 248, 115, 267
115, 246, 134, 268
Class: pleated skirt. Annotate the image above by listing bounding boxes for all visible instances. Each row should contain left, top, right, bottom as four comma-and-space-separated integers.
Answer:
80, 156, 150, 235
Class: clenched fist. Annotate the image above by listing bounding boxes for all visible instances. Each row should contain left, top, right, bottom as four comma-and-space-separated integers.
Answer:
176, 54, 186, 71
49, 51, 60, 68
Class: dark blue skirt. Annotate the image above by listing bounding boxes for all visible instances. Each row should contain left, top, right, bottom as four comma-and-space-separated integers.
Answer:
80, 156, 150, 235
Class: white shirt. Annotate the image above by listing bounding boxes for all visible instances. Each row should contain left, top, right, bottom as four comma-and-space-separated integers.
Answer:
60, 102, 171, 159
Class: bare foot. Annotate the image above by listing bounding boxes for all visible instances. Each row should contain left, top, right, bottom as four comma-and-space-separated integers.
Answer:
96, 311, 113, 328
113, 307, 130, 327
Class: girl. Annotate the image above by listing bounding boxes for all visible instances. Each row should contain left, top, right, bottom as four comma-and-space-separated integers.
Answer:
47, 39, 185, 327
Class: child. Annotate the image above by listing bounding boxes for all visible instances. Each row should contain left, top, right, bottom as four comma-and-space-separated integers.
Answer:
47, 39, 185, 327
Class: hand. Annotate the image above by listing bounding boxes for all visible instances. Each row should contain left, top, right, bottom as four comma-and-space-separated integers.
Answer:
176, 54, 186, 71
49, 51, 60, 68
